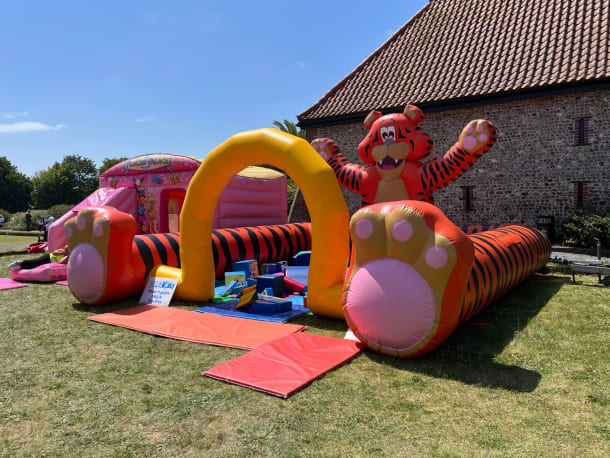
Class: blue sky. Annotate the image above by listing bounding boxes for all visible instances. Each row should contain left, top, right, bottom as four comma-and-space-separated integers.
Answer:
1, 1, 428, 177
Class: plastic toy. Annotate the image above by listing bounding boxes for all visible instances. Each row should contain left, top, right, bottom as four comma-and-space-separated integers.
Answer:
311, 104, 496, 206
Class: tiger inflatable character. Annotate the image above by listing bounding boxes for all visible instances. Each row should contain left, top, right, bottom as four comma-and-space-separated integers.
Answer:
311, 105, 496, 206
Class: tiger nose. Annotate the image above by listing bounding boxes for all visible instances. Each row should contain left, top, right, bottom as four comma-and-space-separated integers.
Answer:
384, 137, 395, 147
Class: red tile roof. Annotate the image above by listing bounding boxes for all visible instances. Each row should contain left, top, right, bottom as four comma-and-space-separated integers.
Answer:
298, 0, 610, 124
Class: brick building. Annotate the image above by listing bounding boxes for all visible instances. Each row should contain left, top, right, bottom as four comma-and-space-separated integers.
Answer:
296, 0, 610, 237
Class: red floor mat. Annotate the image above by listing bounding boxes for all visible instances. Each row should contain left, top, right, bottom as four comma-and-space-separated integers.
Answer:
204, 332, 364, 398
88, 305, 305, 350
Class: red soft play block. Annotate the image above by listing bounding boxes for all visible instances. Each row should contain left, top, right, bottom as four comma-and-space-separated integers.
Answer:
88, 305, 305, 350
203, 332, 364, 398
283, 276, 306, 294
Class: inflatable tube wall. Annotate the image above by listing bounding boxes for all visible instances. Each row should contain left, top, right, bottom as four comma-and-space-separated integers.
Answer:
65, 206, 311, 305
343, 201, 550, 358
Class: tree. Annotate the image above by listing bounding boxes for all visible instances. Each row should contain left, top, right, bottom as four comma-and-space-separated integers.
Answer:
0, 156, 32, 212
270, 119, 307, 222
31, 155, 99, 208
271, 119, 306, 139
99, 157, 128, 175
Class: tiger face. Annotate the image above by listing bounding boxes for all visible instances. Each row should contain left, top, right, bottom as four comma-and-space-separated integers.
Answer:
357, 105, 434, 179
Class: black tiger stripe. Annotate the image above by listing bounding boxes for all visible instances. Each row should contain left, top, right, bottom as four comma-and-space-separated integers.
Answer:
244, 228, 262, 263
255, 227, 275, 262
265, 226, 286, 261
225, 229, 248, 263
475, 235, 512, 295
161, 233, 181, 267
212, 230, 234, 274
142, 234, 169, 266
276, 225, 295, 257
134, 237, 156, 280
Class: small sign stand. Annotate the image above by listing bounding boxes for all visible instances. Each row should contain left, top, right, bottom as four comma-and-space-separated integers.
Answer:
139, 276, 179, 306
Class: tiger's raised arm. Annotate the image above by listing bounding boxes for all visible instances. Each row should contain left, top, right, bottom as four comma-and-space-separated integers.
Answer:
311, 138, 366, 195
420, 120, 497, 198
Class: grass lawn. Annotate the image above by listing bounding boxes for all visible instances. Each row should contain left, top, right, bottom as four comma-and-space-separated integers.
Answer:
0, 255, 608, 457
0, 235, 38, 251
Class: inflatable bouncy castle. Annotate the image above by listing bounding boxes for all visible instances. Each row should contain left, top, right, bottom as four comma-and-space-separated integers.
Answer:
48, 154, 287, 252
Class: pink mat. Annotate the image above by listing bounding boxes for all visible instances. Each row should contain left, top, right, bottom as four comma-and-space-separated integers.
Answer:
88, 305, 306, 350
204, 332, 364, 398
0, 278, 28, 290
56, 280, 69, 286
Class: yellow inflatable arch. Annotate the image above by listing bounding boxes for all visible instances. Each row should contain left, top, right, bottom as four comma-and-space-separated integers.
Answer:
154, 128, 350, 319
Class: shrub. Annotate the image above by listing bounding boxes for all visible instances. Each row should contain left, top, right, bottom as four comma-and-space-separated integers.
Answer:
559, 212, 610, 248
48, 204, 73, 219
0, 208, 11, 229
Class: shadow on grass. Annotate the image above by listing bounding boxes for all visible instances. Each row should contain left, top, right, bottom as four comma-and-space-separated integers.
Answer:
364, 275, 566, 392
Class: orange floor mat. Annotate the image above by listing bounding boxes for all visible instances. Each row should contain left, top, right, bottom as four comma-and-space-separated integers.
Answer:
88, 305, 305, 350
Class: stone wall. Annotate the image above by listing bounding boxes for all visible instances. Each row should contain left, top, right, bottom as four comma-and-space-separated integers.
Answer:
296, 89, 610, 237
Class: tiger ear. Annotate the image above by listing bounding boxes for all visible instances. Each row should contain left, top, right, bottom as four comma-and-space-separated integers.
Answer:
403, 105, 424, 123
363, 110, 383, 129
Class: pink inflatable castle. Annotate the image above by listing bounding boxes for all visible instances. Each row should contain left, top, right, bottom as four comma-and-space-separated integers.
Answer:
47, 153, 287, 251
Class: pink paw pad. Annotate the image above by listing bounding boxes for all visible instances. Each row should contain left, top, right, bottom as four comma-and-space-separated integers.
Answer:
463, 136, 477, 150
392, 219, 413, 242
77, 216, 87, 230
93, 223, 105, 237
425, 246, 448, 269
354, 218, 374, 239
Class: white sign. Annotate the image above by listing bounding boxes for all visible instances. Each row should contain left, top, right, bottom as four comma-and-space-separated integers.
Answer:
139, 276, 179, 306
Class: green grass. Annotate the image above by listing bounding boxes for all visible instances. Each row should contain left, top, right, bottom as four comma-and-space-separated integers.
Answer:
0, 234, 38, 248
0, 256, 608, 457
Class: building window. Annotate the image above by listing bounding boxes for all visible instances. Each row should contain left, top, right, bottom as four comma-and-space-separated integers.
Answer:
573, 181, 588, 209
461, 186, 475, 211
574, 118, 591, 146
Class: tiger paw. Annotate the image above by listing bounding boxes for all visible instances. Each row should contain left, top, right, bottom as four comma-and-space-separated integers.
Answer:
343, 201, 474, 358
311, 138, 338, 162
65, 207, 138, 304
459, 120, 496, 153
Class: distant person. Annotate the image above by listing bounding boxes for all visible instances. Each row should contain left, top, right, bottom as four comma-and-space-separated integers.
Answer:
0, 214, 4, 229
8, 244, 69, 272
43, 216, 55, 242
38, 216, 46, 231
25, 210, 32, 231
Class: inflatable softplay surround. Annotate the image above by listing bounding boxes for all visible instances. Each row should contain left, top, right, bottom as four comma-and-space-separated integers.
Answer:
343, 200, 550, 358
65, 127, 550, 357
48, 154, 287, 252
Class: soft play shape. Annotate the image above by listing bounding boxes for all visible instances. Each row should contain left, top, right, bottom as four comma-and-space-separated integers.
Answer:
343, 201, 551, 358
88, 305, 305, 349
65, 206, 312, 305
153, 128, 350, 319
0, 278, 29, 290
311, 104, 496, 206
10, 263, 67, 282
203, 332, 363, 398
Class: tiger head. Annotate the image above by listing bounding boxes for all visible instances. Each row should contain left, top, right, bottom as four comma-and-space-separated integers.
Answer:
357, 105, 434, 179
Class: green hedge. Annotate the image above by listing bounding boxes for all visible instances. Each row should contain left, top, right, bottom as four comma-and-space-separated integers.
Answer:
559, 212, 610, 248
0, 204, 73, 231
